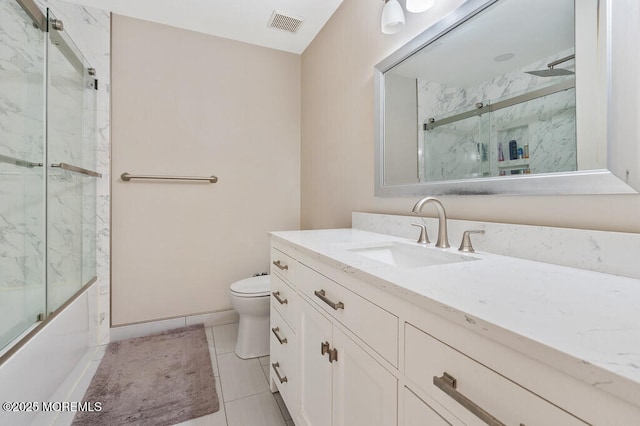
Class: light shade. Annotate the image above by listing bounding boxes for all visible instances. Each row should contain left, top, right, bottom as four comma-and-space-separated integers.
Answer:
406, 0, 435, 14
381, 0, 405, 35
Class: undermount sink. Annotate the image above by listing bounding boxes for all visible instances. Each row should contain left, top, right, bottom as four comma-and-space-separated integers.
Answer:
347, 242, 478, 268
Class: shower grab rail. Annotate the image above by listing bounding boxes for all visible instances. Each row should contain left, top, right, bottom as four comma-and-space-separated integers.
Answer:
0, 154, 42, 168
424, 79, 575, 131
121, 173, 218, 183
51, 162, 102, 178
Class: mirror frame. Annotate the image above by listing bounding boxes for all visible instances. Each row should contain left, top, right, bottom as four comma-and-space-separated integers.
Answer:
374, 0, 640, 196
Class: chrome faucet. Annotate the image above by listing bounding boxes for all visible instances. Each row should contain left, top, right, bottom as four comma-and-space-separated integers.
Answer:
411, 197, 450, 248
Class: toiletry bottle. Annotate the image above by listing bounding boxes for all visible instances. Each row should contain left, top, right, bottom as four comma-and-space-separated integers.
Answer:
498, 142, 504, 161
509, 140, 518, 160
524, 144, 529, 159
517, 148, 523, 159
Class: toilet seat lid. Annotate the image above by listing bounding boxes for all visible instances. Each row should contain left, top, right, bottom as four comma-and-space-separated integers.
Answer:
230, 275, 270, 297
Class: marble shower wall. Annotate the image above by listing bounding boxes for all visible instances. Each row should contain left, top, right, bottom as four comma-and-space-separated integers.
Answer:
418, 50, 576, 181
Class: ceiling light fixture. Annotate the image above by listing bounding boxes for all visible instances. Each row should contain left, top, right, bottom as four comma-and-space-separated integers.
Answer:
382, 0, 436, 35
406, 0, 435, 14
381, 0, 405, 35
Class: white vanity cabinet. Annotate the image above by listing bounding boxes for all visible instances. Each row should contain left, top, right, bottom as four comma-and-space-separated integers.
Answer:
298, 296, 398, 426
270, 232, 640, 426
271, 242, 398, 426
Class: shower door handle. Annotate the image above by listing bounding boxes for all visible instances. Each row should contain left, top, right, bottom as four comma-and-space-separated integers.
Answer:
51, 162, 101, 177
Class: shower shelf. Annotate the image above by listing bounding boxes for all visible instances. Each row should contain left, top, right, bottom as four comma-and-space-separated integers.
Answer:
498, 159, 529, 169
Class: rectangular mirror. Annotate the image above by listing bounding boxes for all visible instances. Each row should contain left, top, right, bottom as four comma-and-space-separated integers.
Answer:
374, 0, 640, 196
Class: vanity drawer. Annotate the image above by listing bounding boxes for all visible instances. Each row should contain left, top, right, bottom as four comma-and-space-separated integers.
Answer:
297, 263, 398, 366
402, 387, 453, 426
271, 247, 296, 285
270, 307, 297, 408
270, 273, 298, 331
404, 323, 586, 426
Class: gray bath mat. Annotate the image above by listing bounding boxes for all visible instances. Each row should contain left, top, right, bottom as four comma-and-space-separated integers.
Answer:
72, 324, 219, 425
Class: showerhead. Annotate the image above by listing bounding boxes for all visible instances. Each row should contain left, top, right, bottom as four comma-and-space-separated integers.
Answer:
525, 53, 575, 78
525, 68, 575, 77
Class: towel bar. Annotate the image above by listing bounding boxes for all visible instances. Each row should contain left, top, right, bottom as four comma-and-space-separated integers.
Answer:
121, 173, 218, 183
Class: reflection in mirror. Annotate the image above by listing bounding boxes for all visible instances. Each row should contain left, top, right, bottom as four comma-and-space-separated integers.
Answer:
375, 0, 638, 195
386, 0, 575, 184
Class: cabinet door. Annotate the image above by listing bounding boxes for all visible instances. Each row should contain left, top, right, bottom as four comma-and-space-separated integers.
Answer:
332, 328, 398, 426
299, 301, 333, 426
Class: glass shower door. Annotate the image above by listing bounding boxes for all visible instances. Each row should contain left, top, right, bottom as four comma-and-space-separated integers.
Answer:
423, 112, 490, 182
0, 0, 46, 350
46, 9, 98, 313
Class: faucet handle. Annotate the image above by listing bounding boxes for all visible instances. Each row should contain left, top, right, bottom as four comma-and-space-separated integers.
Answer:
458, 230, 485, 253
411, 223, 430, 244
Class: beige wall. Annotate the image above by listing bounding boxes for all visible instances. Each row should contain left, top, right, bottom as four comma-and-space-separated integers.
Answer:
111, 15, 300, 325
301, 0, 640, 233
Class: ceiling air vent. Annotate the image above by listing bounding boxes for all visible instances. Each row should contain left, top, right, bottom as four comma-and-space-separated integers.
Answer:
268, 11, 304, 34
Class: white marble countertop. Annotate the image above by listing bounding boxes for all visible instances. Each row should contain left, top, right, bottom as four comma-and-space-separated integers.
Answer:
271, 228, 640, 407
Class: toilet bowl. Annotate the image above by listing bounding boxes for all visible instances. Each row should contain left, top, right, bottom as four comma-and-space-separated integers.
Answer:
229, 275, 271, 359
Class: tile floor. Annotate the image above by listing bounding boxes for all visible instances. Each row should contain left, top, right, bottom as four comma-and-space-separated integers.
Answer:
175, 323, 293, 426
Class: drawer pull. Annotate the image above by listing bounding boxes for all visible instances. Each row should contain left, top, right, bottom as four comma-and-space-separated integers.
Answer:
314, 289, 344, 310
271, 327, 288, 345
272, 362, 288, 384
320, 341, 338, 363
272, 291, 288, 305
433, 372, 505, 426
273, 260, 288, 271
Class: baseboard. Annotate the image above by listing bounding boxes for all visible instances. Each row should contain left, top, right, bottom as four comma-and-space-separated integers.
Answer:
109, 310, 239, 342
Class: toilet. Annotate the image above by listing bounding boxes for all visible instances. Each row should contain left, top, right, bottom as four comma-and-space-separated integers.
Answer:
229, 275, 271, 359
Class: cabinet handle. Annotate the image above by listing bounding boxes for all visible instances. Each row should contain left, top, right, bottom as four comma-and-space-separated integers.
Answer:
320, 341, 338, 363
321, 341, 330, 356
272, 260, 288, 271
433, 372, 505, 426
272, 362, 288, 383
272, 291, 288, 305
271, 327, 288, 345
314, 289, 344, 310
328, 347, 338, 363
